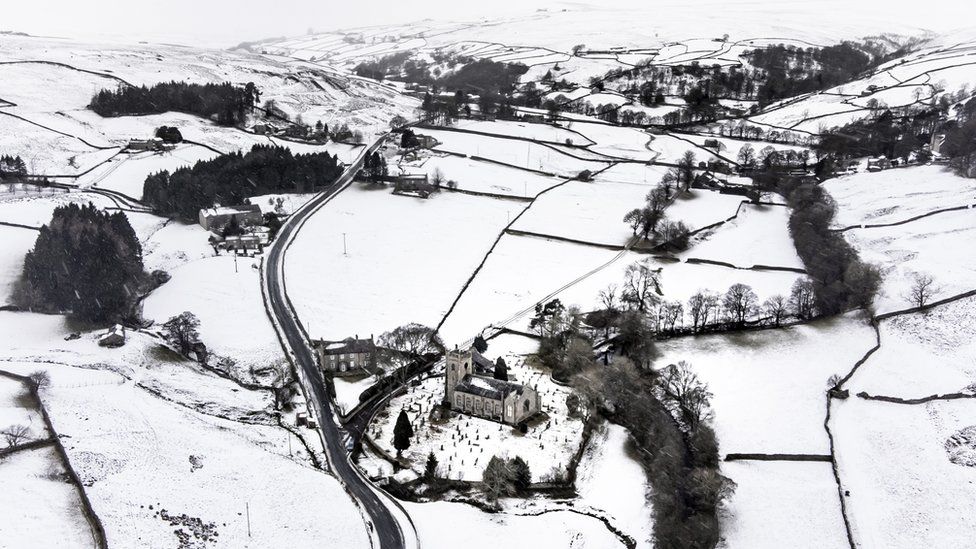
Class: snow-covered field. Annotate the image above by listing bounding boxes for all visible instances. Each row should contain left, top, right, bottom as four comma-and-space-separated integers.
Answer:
453, 119, 593, 145
663, 189, 749, 231
79, 145, 219, 200
845, 295, 976, 399
682, 203, 804, 270
0, 445, 95, 548
719, 460, 848, 549
655, 313, 876, 454
401, 154, 561, 198
286, 185, 519, 341
0, 226, 37, 304
832, 397, 976, 548
415, 127, 609, 178
845, 208, 976, 314
0, 313, 367, 549
824, 165, 976, 229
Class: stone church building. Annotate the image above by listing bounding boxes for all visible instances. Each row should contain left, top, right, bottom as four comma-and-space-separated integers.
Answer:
444, 346, 541, 426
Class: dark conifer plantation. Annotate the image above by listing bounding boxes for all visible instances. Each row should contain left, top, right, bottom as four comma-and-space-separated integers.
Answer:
20, 203, 145, 322
143, 144, 342, 221
90, 81, 260, 126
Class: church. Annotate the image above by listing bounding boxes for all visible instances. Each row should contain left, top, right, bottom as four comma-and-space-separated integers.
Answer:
444, 346, 541, 426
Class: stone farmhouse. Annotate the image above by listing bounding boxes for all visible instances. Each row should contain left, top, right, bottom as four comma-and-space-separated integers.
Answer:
444, 346, 541, 426
198, 204, 264, 232
315, 336, 377, 374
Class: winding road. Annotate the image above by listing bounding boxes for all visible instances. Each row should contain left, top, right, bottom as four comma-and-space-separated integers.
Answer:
262, 135, 411, 549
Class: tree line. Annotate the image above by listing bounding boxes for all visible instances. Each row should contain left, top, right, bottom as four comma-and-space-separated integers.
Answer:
143, 144, 342, 221
90, 81, 260, 126
17, 203, 147, 322
0, 155, 28, 180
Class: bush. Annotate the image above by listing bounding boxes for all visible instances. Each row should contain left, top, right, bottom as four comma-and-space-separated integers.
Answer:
154, 126, 183, 143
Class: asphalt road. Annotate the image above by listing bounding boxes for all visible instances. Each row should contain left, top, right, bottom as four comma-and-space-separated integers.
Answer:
263, 137, 407, 549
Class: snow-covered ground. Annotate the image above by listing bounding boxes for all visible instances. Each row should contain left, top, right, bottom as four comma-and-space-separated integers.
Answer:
79, 145, 219, 200
844, 295, 976, 399
663, 189, 749, 232
286, 185, 519, 341
0, 312, 367, 549
452, 119, 592, 145
682, 203, 804, 270
845, 208, 976, 314
824, 165, 976, 229
399, 154, 561, 198
0, 226, 37, 304
719, 460, 848, 549
0, 444, 95, 548
832, 397, 976, 548
655, 313, 876, 454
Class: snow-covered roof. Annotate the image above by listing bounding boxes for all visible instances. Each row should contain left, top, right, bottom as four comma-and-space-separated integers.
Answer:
455, 374, 525, 400
200, 204, 262, 218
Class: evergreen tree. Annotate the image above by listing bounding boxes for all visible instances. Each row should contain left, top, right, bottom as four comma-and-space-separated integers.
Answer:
393, 410, 413, 457
509, 456, 531, 493
493, 357, 508, 381
473, 334, 488, 353
424, 452, 439, 481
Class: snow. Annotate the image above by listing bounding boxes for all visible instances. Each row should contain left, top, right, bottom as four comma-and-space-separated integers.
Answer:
401, 154, 561, 198
511, 179, 656, 246
719, 461, 848, 549
845, 296, 976, 399
248, 192, 317, 216
78, 145, 219, 200
333, 375, 377, 415
663, 190, 748, 231
452, 119, 592, 145
415, 127, 609, 178
0, 445, 94, 548
682, 203, 804, 270
832, 397, 976, 548
0, 313, 368, 549
564, 122, 657, 161
406, 500, 627, 549
655, 313, 876, 454
844, 208, 976, 314
142, 255, 284, 373
0, 114, 119, 176
139, 219, 215, 273
575, 423, 654, 548
0, 190, 116, 228
0, 375, 47, 441
823, 165, 976, 229
286, 185, 519, 341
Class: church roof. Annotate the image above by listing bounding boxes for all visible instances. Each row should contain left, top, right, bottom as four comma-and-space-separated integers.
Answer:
455, 374, 525, 400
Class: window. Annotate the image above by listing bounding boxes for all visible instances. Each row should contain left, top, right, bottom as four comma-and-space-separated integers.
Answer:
455, 395, 462, 407
523, 400, 530, 413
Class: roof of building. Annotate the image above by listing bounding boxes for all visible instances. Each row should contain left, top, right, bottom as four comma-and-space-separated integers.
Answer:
319, 337, 374, 355
455, 374, 526, 400
200, 204, 262, 218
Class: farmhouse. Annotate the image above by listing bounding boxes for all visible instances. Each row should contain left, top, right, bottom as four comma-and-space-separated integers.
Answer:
393, 173, 435, 198
315, 336, 376, 374
444, 346, 541, 426
198, 204, 264, 231
126, 138, 165, 152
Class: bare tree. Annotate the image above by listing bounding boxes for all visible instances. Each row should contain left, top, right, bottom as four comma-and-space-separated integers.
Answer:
722, 283, 758, 325
163, 312, 200, 356
378, 323, 444, 371
2, 424, 30, 447
687, 291, 719, 332
430, 167, 445, 187
623, 208, 643, 236
656, 361, 714, 430
905, 272, 939, 308
789, 278, 817, 320
659, 300, 684, 332
621, 260, 662, 312
762, 295, 789, 326
28, 370, 50, 391
599, 285, 619, 315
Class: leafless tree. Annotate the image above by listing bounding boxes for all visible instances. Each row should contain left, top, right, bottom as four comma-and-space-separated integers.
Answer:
430, 167, 445, 187
659, 301, 684, 332
163, 311, 200, 356
762, 295, 789, 326
28, 370, 50, 390
623, 209, 643, 236
599, 284, 619, 315
378, 323, 444, 371
789, 278, 817, 320
905, 272, 939, 308
656, 361, 714, 430
687, 291, 719, 331
2, 424, 30, 448
621, 260, 662, 312
723, 283, 758, 325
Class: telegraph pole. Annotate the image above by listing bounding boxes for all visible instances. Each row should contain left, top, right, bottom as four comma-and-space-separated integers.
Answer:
342, 233, 348, 256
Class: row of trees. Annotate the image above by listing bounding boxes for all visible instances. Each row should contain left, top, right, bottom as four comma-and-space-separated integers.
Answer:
573, 353, 733, 548
622, 151, 696, 248
143, 144, 342, 221
18, 203, 146, 322
90, 81, 260, 126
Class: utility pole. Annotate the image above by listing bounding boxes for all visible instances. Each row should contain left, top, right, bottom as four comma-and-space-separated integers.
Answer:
246, 502, 251, 537
234, 252, 238, 273
342, 233, 348, 256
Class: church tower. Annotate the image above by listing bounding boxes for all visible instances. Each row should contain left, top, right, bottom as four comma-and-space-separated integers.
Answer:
444, 346, 474, 406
